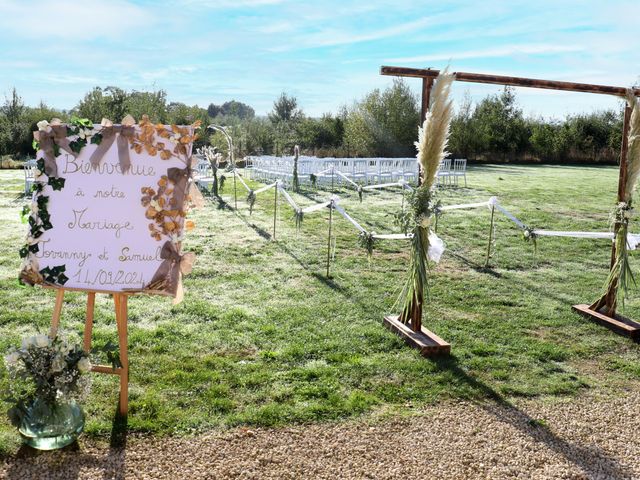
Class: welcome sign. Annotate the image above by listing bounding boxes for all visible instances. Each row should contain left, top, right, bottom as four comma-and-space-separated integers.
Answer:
19, 116, 199, 300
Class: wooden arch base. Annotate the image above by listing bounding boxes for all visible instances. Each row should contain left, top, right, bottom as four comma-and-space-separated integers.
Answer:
572, 304, 640, 340
383, 316, 451, 357
49, 288, 130, 416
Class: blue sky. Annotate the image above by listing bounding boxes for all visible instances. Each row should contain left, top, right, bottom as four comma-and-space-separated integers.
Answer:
1, 0, 638, 119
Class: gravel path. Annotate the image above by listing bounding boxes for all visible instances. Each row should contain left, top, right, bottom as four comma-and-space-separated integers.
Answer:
2, 390, 640, 480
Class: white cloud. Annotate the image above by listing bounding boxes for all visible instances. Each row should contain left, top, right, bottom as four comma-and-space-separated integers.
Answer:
0, 0, 152, 40
43, 74, 102, 84
387, 44, 584, 64
277, 16, 436, 51
177, 0, 287, 7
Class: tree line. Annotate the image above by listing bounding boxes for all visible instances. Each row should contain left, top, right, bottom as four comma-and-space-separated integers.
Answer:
0, 81, 626, 165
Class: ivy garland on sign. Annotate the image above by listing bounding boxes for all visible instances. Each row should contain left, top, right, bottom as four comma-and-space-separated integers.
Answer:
19, 155, 68, 286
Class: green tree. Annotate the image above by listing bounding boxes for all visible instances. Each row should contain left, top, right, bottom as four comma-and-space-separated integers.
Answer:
0, 88, 30, 156
344, 79, 419, 157
125, 89, 168, 123
269, 93, 302, 123
269, 93, 303, 155
472, 87, 529, 159
449, 92, 481, 159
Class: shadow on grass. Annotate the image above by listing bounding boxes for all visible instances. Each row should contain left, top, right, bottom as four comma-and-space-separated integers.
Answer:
446, 250, 502, 278
433, 355, 634, 479
231, 205, 374, 312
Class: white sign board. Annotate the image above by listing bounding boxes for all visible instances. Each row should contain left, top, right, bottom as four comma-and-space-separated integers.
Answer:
20, 119, 197, 298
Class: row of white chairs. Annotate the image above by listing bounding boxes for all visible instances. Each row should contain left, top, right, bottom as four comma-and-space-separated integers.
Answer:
436, 158, 467, 187
193, 155, 468, 191
245, 156, 419, 187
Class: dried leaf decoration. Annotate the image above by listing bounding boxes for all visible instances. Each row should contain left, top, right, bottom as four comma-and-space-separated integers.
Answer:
141, 176, 187, 242
126, 115, 200, 162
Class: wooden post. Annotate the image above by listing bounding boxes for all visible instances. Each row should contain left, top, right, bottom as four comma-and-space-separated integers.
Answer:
417, 76, 434, 188
233, 169, 238, 210
573, 104, 640, 337
420, 76, 433, 123
405, 75, 435, 329
485, 205, 496, 268
326, 200, 333, 279
273, 182, 278, 240
331, 165, 335, 192
589, 103, 632, 316
605, 103, 633, 316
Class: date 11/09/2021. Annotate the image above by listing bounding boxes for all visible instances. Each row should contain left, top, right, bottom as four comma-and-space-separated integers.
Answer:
71, 268, 146, 288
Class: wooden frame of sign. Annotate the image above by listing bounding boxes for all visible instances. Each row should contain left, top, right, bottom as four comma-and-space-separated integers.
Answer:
20, 117, 200, 415
380, 65, 640, 352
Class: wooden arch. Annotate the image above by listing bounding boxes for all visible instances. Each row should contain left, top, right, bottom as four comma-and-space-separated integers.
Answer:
381, 65, 640, 354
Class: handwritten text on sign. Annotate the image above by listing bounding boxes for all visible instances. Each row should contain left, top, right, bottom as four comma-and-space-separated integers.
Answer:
36, 137, 188, 292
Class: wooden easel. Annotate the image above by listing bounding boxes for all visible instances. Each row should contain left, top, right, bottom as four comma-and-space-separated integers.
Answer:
379, 65, 640, 351
49, 287, 130, 416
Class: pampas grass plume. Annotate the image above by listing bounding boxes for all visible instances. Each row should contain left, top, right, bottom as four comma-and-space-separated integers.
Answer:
415, 68, 455, 189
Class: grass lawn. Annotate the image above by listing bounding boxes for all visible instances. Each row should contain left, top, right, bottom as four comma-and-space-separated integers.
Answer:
1, 164, 640, 454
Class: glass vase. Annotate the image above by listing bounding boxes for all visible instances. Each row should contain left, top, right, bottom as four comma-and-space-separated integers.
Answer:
19, 397, 85, 450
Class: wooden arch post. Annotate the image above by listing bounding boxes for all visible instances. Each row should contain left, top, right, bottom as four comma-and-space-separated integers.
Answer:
380, 65, 640, 351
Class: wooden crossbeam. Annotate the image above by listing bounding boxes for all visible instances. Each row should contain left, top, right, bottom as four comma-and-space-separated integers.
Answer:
381, 66, 640, 97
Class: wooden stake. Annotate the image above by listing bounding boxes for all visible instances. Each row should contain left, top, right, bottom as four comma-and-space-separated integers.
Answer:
233, 169, 238, 210
485, 205, 495, 268
331, 165, 335, 192
326, 200, 333, 279
273, 182, 278, 240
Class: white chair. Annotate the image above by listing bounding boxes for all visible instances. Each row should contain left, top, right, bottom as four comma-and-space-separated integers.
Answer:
297, 158, 311, 185
376, 159, 394, 183
24, 159, 37, 195
315, 160, 333, 187
401, 159, 418, 184
436, 158, 452, 186
351, 159, 369, 184
451, 158, 467, 187
194, 159, 218, 191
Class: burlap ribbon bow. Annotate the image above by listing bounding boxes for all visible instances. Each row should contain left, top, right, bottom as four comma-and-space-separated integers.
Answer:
147, 241, 195, 304
89, 117, 135, 173
167, 166, 205, 210
34, 125, 77, 177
